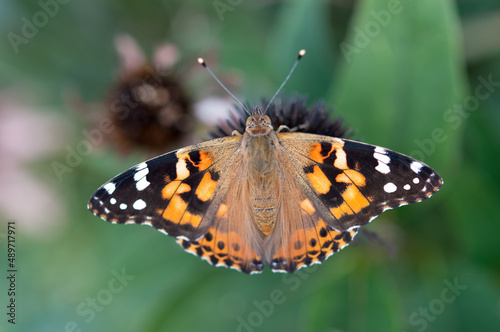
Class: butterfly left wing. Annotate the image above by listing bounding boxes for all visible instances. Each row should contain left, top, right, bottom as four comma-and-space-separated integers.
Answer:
278, 132, 443, 232
87, 136, 243, 240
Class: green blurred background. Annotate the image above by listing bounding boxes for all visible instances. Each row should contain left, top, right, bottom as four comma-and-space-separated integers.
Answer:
1, 0, 500, 331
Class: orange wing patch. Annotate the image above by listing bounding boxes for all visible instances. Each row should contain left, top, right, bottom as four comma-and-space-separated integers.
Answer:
195, 172, 217, 202
305, 143, 373, 222
300, 199, 316, 215
330, 170, 371, 218
156, 149, 220, 236
177, 150, 213, 172
309, 142, 342, 163
306, 165, 332, 194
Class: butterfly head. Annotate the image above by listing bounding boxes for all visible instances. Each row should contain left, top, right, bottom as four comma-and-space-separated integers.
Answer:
246, 107, 273, 136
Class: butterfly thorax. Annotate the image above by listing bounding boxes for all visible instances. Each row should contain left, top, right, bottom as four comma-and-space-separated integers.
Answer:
243, 108, 280, 236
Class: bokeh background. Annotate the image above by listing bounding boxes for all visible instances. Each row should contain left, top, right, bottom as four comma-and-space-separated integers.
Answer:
1, 0, 500, 331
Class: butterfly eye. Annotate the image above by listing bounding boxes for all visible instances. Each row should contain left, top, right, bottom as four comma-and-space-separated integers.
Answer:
245, 117, 253, 128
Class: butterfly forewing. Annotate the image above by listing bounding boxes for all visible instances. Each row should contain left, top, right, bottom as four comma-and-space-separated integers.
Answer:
279, 133, 443, 232
88, 136, 242, 240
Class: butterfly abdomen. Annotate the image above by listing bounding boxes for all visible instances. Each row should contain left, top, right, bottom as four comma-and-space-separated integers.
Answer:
251, 195, 277, 236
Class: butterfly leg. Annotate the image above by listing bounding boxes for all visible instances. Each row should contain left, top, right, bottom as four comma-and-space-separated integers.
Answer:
359, 228, 397, 258
277, 125, 293, 132
277, 124, 308, 133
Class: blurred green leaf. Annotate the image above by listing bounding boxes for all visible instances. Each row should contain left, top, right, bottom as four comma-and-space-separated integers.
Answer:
331, 0, 466, 171
268, 0, 338, 100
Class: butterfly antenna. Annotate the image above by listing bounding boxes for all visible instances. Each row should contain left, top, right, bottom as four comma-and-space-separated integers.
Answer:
198, 57, 250, 116
264, 49, 306, 114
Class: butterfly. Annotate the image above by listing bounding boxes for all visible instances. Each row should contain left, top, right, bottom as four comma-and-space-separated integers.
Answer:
88, 50, 443, 274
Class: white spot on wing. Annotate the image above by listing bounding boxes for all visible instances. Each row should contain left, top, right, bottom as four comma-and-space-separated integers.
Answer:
271, 269, 288, 274
375, 162, 391, 174
404, 184, 411, 190
110, 198, 117, 204
134, 164, 150, 191
374, 150, 390, 164
384, 182, 397, 193
133, 199, 147, 210
119, 203, 127, 210
373, 147, 391, 174
134, 168, 148, 180
136, 177, 150, 191
103, 182, 116, 194
136, 162, 147, 170
413, 177, 420, 184
410, 161, 423, 174
230, 265, 242, 272
200, 254, 211, 262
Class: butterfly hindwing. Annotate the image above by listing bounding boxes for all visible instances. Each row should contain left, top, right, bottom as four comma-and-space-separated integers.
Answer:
269, 221, 358, 273
264, 169, 360, 273
88, 136, 243, 240
176, 176, 266, 274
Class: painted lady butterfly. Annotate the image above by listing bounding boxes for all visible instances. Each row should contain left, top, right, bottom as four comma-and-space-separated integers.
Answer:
88, 50, 443, 274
